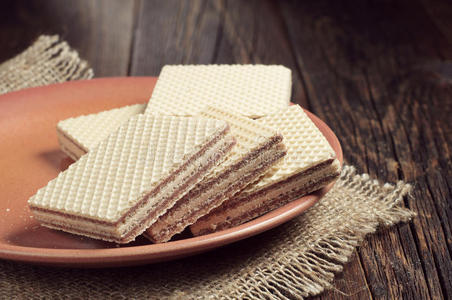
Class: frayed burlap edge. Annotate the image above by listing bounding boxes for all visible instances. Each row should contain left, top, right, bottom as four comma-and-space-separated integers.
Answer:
0, 166, 415, 300
166, 166, 416, 299
0, 35, 93, 94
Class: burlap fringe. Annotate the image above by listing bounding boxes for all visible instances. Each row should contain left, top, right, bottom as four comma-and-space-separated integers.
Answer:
175, 166, 415, 299
0, 35, 93, 94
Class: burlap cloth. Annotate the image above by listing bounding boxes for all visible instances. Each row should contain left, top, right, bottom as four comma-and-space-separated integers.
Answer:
0, 36, 415, 299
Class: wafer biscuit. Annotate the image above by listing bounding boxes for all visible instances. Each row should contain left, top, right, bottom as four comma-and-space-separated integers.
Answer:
29, 114, 235, 243
144, 106, 286, 242
57, 103, 146, 160
145, 65, 292, 118
190, 105, 341, 235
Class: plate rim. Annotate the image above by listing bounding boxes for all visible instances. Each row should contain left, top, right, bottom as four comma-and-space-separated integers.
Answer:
0, 77, 342, 267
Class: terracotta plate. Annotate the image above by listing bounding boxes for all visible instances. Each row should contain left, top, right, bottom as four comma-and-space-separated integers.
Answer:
0, 77, 342, 268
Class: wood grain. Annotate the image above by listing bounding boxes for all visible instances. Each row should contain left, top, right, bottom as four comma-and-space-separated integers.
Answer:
130, 0, 222, 75
0, 0, 136, 76
0, 0, 451, 298
211, 0, 310, 108
278, 0, 452, 299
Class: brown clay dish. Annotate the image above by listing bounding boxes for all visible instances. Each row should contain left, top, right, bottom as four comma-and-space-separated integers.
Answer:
0, 77, 343, 268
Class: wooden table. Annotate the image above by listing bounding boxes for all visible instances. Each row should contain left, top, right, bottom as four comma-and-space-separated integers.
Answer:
1, 0, 451, 299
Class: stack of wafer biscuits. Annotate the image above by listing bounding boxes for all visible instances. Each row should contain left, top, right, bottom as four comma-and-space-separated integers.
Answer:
29, 64, 341, 244
190, 105, 341, 235
29, 115, 235, 243
145, 106, 286, 242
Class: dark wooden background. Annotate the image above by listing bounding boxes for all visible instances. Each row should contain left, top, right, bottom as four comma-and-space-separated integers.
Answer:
1, 0, 451, 299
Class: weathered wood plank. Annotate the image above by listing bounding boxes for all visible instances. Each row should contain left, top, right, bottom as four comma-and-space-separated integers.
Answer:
211, 0, 309, 108
130, 0, 222, 75
314, 250, 373, 300
278, 0, 451, 299
0, 0, 136, 76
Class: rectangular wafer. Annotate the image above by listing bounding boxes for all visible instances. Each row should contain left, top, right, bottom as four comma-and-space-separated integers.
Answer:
29, 114, 236, 243
144, 106, 286, 242
145, 64, 292, 118
190, 105, 341, 235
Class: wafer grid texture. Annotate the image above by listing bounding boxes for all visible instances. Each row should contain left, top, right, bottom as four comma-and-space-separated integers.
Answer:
197, 105, 281, 167
145, 106, 285, 242
181, 105, 283, 183
245, 105, 337, 193
57, 103, 146, 153
189, 105, 340, 235
145, 65, 292, 118
29, 114, 228, 223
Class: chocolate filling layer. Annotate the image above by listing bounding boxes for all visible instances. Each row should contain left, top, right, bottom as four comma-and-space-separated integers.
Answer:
41, 222, 118, 242
146, 134, 284, 239
213, 158, 335, 212
57, 128, 89, 155
195, 172, 340, 235
147, 145, 287, 242
32, 125, 230, 225
119, 137, 236, 243
175, 133, 283, 202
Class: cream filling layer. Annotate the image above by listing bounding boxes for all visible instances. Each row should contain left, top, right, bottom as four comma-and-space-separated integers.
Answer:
240, 155, 337, 196
117, 134, 235, 241
191, 160, 340, 235
146, 142, 286, 240
31, 210, 117, 237
40, 222, 117, 242
32, 209, 117, 237
57, 129, 87, 160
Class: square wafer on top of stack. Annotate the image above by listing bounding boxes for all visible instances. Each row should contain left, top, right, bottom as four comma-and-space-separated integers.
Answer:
144, 64, 292, 118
